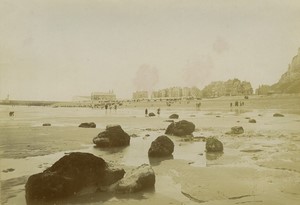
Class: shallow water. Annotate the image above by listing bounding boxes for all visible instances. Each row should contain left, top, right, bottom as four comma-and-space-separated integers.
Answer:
1, 104, 300, 204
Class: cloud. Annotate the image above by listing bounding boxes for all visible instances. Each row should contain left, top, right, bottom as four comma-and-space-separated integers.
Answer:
133, 64, 159, 91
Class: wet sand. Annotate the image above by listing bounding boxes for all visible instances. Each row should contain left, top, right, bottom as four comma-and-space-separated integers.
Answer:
1, 95, 300, 204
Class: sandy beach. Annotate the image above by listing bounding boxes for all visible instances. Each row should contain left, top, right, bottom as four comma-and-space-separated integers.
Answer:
1, 95, 300, 205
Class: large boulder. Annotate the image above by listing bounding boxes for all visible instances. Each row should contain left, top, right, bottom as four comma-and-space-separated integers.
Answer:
169, 114, 179, 119
226, 126, 244, 134
206, 137, 223, 152
273, 113, 284, 117
148, 135, 174, 157
165, 120, 195, 136
25, 152, 125, 201
113, 164, 155, 193
93, 125, 130, 147
79, 122, 96, 128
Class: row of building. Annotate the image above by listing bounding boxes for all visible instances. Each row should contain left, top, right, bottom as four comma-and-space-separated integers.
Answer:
132, 87, 202, 100
73, 87, 202, 103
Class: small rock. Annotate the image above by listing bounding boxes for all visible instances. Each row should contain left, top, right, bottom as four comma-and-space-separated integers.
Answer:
148, 113, 156, 117
2, 168, 15, 173
273, 113, 284, 117
226, 126, 244, 134
245, 117, 251, 119
249, 119, 256, 123
164, 120, 174, 123
79, 122, 96, 128
42, 123, 51, 126
169, 114, 179, 119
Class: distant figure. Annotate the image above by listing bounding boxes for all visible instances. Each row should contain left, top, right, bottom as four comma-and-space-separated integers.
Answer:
114, 104, 117, 110
235, 101, 239, 107
196, 102, 201, 110
157, 108, 160, 116
9, 111, 14, 117
230, 102, 233, 107
145, 108, 148, 117
105, 104, 108, 110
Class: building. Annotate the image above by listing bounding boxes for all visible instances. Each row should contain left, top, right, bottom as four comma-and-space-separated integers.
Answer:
91, 90, 116, 102
132, 91, 148, 100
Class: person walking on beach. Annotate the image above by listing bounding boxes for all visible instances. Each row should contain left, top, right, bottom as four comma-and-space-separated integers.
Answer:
157, 108, 160, 116
145, 108, 148, 117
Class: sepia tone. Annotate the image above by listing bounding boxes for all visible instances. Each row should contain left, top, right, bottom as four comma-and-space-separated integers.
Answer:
1, 0, 300, 204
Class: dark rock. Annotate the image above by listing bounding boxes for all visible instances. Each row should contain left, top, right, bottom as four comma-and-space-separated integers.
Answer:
113, 164, 155, 193
165, 120, 195, 136
164, 119, 174, 123
245, 117, 251, 119
93, 125, 130, 147
79, 122, 96, 128
25, 152, 125, 201
169, 114, 179, 119
148, 112, 156, 117
2, 168, 15, 173
273, 113, 284, 117
226, 126, 244, 134
206, 137, 223, 152
42, 123, 51, 126
249, 119, 256, 123
148, 135, 174, 157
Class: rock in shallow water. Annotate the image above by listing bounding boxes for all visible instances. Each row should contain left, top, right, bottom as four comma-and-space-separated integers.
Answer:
226, 126, 244, 134
113, 164, 155, 193
273, 113, 284, 117
25, 152, 125, 201
249, 119, 256, 123
148, 135, 174, 157
206, 137, 223, 152
169, 114, 179, 119
93, 125, 130, 147
79, 122, 96, 128
165, 120, 195, 136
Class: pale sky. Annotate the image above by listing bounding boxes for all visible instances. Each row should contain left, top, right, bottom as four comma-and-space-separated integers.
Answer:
1, 0, 300, 100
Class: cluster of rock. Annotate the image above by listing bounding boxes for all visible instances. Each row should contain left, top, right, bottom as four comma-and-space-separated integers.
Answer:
93, 125, 130, 147
25, 152, 155, 202
27, 120, 233, 202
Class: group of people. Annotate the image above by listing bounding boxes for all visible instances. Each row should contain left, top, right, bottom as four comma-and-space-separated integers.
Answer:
104, 103, 118, 111
230, 101, 245, 107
